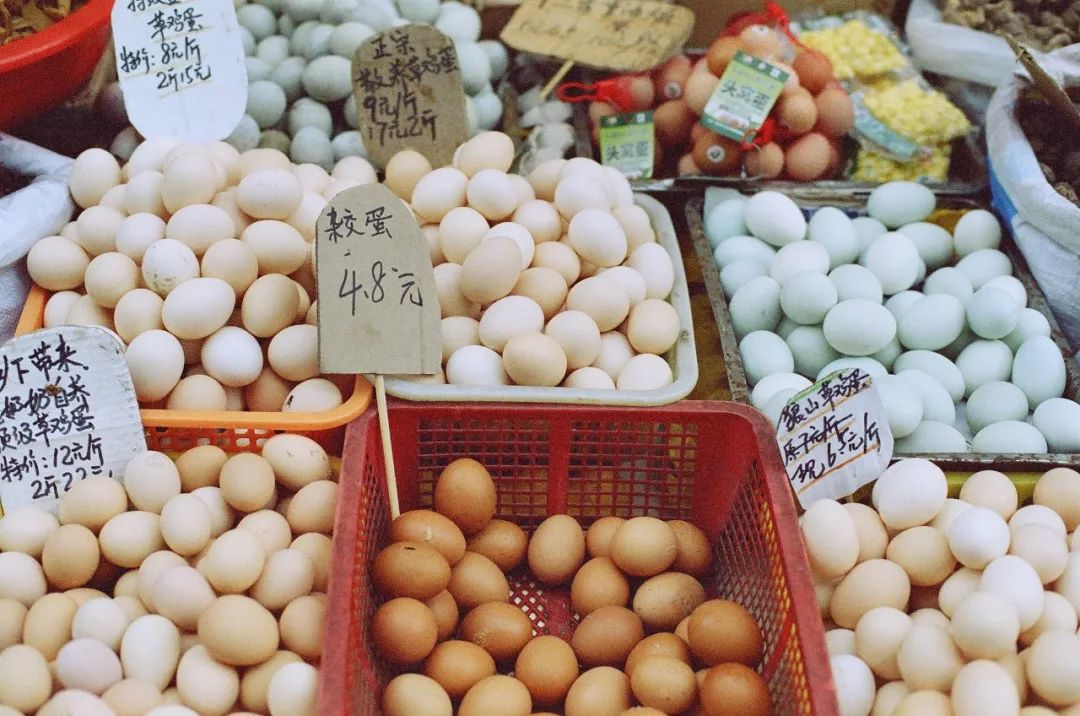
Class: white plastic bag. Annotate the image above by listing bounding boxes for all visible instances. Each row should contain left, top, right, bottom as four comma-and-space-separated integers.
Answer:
0, 134, 74, 342
987, 46, 1080, 349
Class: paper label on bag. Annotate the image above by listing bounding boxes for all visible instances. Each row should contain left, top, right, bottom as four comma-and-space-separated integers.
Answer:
499, 0, 694, 73
0, 327, 146, 516
776, 368, 893, 509
599, 111, 654, 180
351, 25, 469, 170
315, 183, 441, 376
113, 0, 247, 142
701, 51, 787, 142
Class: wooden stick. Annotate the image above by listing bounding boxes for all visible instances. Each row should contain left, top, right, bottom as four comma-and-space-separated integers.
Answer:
539, 59, 574, 100
375, 374, 400, 519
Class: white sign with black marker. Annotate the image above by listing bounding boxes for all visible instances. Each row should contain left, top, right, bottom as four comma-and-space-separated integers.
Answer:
776, 368, 893, 509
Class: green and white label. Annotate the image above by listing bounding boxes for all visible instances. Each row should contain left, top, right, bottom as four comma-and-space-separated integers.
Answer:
701, 51, 787, 142
851, 97, 922, 162
599, 111, 655, 180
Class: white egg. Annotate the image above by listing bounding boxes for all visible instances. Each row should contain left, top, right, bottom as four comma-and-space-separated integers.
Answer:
142, 239, 200, 296
787, 326, 841, 379
923, 266, 974, 302
862, 232, 921, 295
739, 330, 794, 385
897, 294, 965, 351
955, 340, 1013, 397
953, 209, 1002, 256
829, 264, 883, 303
743, 191, 807, 246
817, 357, 888, 381
1012, 335, 1066, 409
126, 330, 185, 402
200, 327, 264, 387
895, 222, 953, 271
894, 421, 969, 453
808, 206, 859, 268
972, 421, 1048, 453
770, 241, 830, 285
967, 286, 1021, 340
896, 369, 955, 425
893, 351, 965, 402
780, 272, 837, 325
445, 345, 508, 386
866, 181, 935, 228
704, 197, 747, 247
955, 249, 1012, 289
875, 374, 923, 438
729, 276, 781, 339
822, 300, 897, 356
1032, 399, 1080, 452
713, 235, 776, 268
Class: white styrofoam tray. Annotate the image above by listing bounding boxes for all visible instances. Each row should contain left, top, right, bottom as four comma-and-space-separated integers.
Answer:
378, 192, 698, 405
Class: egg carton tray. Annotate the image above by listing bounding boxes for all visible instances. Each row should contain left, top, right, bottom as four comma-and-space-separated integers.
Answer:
320, 399, 837, 715
686, 194, 1080, 470
378, 192, 699, 405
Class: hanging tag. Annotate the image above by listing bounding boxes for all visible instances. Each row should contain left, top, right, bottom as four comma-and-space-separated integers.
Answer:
315, 184, 441, 375
0, 327, 146, 516
599, 111, 655, 180
351, 25, 470, 170
112, 0, 247, 142
776, 368, 894, 509
701, 51, 787, 142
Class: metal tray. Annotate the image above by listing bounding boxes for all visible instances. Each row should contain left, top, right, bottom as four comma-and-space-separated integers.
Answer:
380, 193, 699, 405
686, 194, 1080, 468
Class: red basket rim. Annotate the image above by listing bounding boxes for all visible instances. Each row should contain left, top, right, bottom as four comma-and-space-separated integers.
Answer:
0, 0, 114, 72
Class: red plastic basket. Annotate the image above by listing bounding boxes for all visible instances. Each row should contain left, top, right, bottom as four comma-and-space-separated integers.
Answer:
321, 400, 837, 715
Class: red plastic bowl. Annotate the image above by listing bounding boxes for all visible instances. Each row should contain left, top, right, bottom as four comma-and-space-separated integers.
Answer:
0, 0, 114, 130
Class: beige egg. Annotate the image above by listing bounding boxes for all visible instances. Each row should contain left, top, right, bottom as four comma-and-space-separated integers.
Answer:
0, 599, 27, 650
526, 159, 566, 202
331, 156, 377, 183
244, 367, 295, 412
0, 643, 53, 712
512, 200, 562, 244
102, 678, 164, 716
125, 170, 167, 217
0, 507, 58, 556
830, 559, 911, 629
159, 494, 213, 556
165, 204, 236, 256
455, 132, 515, 177
542, 310, 600, 370
55, 636, 123, 694
532, 241, 581, 286
852, 607, 912, 680
124, 451, 182, 513
115, 213, 167, 262
886, 526, 956, 587
70, 148, 122, 208
99, 511, 164, 568
600, 266, 648, 307
201, 326, 264, 387
113, 289, 164, 342
172, 445, 225, 492
161, 277, 236, 340
22, 592, 77, 660
567, 275, 630, 332
190, 486, 235, 537
235, 169, 302, 220
267, 662, 318, 716
439, 207, 490, 265
483, 223, 534, 269
502, 333, 568, 387
166, 374, 228, 410
261, 434, 331, 490
199, 594, 281, 666
896, 623, 964, 691
467, 169, 518, 221
554, 175, 610, 220
460, 236, 522, 305
1034, 467, 1080, 531
126, 330, 185, 402
238, 510, 293, 554
162, 153, 218, 213
27, 235, 90, 290
211, 188, 253, 234
75, 205, 125, 256
613, 205, 656, 252
65, 294, 115, 329
239, 273, 300, 338
44, 290, 81, 327
239, 650, 301, 713
251, 549, 315, 612
198, 528, 266, 593
567, 209, 628, 268
153, 567, 216, 631
433, 263, 481, 319
291, 533, 332, 592
511, 267, 567, 321
208, 141, 241, 184
279, 594, 325, 661
960, 470, 1019, 520
626, 299, 680, 355
218, 453, 276, 513
628, 243, 675, 300
114, 594, 148, 621
285, 480, 337, 535
412, 167, 469, 223
441, 316, 480, 361
176, 645, 240, 716
119, 614, 181, 691
241, 220, 307, 275
592, 331, 635, 380
283, 378, 342, 412
478, 295, 545, 352
563, 367, 616, 389
286, 192, 326, 243
266, 324, 318, 382
42, 523, 99, 589
386, 150, 433, 199
99, 183, 128, 211
801, 499, 859, 579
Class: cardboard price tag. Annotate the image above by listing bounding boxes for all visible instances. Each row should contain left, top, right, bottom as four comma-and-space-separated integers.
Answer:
776, 368, 893, 509
599, 111, 655, 180
701, 51, 787, 142
112, 0, 247, 142
0, 327, 146, 516
352, 25, 470, 170
499, 0, 694, 73
315, 183, 441, 376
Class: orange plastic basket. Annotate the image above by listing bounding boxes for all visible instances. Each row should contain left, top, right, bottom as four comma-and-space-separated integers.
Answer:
321, 400, 837, 715
16, 285, 372, 453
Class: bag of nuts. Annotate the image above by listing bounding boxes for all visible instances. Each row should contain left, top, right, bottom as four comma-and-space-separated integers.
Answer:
987, 45, 1080, 351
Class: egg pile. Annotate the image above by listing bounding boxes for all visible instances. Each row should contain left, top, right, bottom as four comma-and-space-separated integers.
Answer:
587, 24, 855, 181
27, 140, 370, 414
706, 183, 1080, 454
373, 458, 771, 716
109, 0, 509, 168
810, 459, 1080, 716
0, 434, 335, 715
391, 133, 681, 391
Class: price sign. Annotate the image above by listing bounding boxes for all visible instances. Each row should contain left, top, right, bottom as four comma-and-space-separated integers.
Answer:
0, 327, 146, 516
776, 368, 893, 509
351, 25, 470, 170
112, 0, 247, 142
701, 51, 787, 142
315, 183, 441, 375
599, 111, 655, 180
499, 0, 694, 73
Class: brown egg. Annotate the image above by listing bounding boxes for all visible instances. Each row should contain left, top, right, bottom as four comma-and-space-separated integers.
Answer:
571, 557, 630, 616
382, 673, 452, 716
564, 667, 633, 716
610, 517, 678, 577
466, 519, 528, 572
625, 633, 692, 679
687, 600, 764, 667
589, 102, 618, 127
699, 663, 771, 716
23, 593, 77, 661
515, 635, 579, 707
684, 70, 720, 116
218, 453, 276, 513
571, 606, 644, 667
389, 510, 467, 566
372, 597, 438, 664
460, 602, 533, 662
512, 268, 567, 321
434, 459, 496, 535
792, 49, 835, 94
675, 617, 690, 642
373, 542, 452, 601
447, 552, 510, 609
626, 75, 656, 111
784, 133, 832, 182
824, 139, 844, 178
630, 656, 697, 714
691, 132, 744, 176
777, 89, 818, 135
42, 524, 100, 589
425, 590, 459, 641
459, 675, 532, 716
587, 517, 625, 558
745, 142, 784, 179
706, 37, 743, 76
653, 55, 693, 101
633, 572, 707, 631
814, 88, 855, 139
424, 640, 496, 699
668, 521, 712, 577
653, 100, 698, 148
528, 514, 586, 586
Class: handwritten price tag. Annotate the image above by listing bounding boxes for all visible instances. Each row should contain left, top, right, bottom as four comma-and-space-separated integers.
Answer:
499, 0, 694, 73
112, 0, 247, 141
315, 183, 441, 375
0, 327, 146, 516
776, 368, 893, 509
701, 51, 787, 143
351, 25, 469, 170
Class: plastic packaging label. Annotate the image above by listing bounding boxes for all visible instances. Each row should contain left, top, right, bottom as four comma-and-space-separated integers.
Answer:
599, 111, 655, 180
701, 51, 787, 142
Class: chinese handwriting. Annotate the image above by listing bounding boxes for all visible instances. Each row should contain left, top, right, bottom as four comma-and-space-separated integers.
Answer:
116, 0, 212, 97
